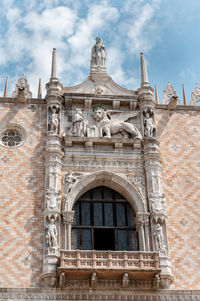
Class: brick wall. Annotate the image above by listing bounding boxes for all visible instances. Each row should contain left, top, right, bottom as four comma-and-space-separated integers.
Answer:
156, 108, 200, 289
0, 102, 46, 287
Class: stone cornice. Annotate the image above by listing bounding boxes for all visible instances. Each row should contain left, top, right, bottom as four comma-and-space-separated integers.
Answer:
156, 104, 200, 111
0, 289, 199, 300
0, 97, 46, 104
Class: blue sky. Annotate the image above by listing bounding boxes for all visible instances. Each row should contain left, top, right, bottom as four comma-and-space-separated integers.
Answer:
0, 0, 200, 104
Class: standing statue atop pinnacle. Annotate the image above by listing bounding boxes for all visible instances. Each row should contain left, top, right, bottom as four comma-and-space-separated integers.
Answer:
91, 37, 106, 68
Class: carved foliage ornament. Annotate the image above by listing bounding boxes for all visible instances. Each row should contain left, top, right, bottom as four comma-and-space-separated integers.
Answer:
162, 82, 180, 105
62, 211, 75, 224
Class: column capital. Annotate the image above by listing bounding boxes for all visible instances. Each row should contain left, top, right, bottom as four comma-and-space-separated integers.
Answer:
136, 212, 150, 230
62, 210, 75, 225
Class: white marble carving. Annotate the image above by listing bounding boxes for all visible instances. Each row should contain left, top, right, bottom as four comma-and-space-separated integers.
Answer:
149, 193, 165, 214
162, 82, 180, 105
143, 109, 156, 138
63, 172, 84, 195
66, 109, 86, 137
46, 189, 61, 210
122, 272, 129, 288
46, 219, 58, 248
147, 169, 162, 195
126, 175, 145, 198
92, 108, 142, 139
91, 37, 106, 68
190, 84, 200, 105
12, 75, 32, 98
153, 223, 165, 251
49, 107, 60, 134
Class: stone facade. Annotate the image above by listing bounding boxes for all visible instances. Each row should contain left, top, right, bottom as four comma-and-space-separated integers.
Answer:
0, 39, 199, 299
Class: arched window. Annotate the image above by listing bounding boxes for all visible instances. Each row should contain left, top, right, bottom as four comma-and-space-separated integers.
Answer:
72, 186, 138, 251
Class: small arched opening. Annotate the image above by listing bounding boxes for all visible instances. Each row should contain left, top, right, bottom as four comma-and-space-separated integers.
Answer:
72, 186, 139, 251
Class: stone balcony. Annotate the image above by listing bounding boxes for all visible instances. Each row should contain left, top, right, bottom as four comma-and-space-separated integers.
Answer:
58, 250, 161, 286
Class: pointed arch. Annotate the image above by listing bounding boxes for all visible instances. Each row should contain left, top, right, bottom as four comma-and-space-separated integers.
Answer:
64, 170, 145, 213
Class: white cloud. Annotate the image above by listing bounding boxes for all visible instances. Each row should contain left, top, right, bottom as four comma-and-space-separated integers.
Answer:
0, 0, 162, 96
24, 7, 77, 39
119, 0, 161, 54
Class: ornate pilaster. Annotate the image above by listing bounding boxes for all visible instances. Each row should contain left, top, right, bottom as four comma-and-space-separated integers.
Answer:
143, 139, 173, 288
137, 52, 173, 288
42, 48, 64, 287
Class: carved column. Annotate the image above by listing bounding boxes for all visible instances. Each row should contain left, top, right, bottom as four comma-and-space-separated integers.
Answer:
136, 212, 150, 251
42, 48, 64, 287
143, 138, 173, 288
62, 211, 75, 250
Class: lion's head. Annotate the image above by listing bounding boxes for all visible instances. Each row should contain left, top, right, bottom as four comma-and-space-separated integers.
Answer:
93, 108, 107, 122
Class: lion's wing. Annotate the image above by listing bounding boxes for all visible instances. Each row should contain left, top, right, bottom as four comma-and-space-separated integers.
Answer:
107, 111, 139, 121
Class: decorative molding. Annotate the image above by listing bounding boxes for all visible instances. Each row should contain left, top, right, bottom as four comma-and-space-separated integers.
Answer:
0, 291, 199, 300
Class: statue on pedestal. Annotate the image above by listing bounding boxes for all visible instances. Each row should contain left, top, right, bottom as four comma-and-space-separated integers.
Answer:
46, 219, 58, 248
91, 37, 106, 68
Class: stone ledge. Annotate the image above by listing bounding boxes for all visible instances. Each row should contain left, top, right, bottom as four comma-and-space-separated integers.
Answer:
64, 136, 142, 150
0, 289, 200, 301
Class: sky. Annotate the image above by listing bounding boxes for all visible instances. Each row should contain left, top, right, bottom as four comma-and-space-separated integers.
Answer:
0, 0, 200, 104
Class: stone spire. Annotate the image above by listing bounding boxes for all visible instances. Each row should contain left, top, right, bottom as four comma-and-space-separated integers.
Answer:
155, 85, 159, 104
182, 84, 187, 105
140, 52, 149, 87
51, 48, 57, 80
38, 78, 42, 99
3, 76, 8, 97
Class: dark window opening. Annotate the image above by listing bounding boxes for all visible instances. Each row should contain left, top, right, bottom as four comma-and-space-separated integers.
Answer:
72, 186, 138, 251
94, 229, 115, 250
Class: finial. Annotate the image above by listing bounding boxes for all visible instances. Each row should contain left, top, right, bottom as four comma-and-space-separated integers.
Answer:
38, 78, 42, 99
182, 84, 187, 106
140, 52, 149, 87
51, 48, 57, 80
155, 85, 159, 104
3, 76, 8, 97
